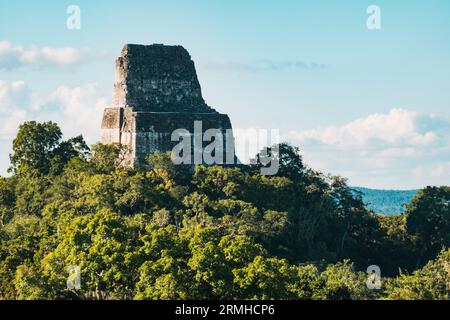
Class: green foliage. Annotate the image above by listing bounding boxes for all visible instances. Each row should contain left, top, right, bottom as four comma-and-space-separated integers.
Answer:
0, 121, 448, 300
10, 121, 61, 174
13, 264, 48, 300
376, 215, 417, 275
9, 121, 88, 175
233, 256, 299, 300
251, 143, 305, 182
147, 152, 192, 187
313, 261, 371, 300
41, 210, 136, 299
89, 143, 129, 173
0, 215, 42, 299
385, 248, 450, 300
0, 177, 15, 226
406, 186, 450, 267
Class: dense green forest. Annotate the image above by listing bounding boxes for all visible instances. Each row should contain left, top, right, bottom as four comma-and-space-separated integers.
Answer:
0, 121, 449, 300
353, 187, 418, 215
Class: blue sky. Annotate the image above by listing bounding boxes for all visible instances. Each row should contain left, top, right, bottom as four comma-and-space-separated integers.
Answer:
0, 0, 449, 189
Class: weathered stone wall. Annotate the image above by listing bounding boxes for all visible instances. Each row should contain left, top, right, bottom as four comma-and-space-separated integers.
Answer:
133, 112, 233, 163
101, 43, 235, 166
112, 44, 213, 113
100, 107, 123, 144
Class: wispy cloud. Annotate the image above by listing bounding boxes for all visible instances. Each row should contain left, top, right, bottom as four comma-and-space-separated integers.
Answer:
282, 109, 450, 189
203, 59, 328, 72
0, 80, 106, 175
0, 41, 94, 70
286, 109, 442, 148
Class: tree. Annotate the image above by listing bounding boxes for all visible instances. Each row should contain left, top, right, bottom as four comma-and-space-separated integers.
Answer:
0, 215, 42, 299
49, 135, 89, 175
328, 176, 384, 269
192, 165, 248, 200
2, 120, 450, 301
14, 168, 50, 216
233, 256, 299, 299
251, 143, 305, 182
41, 210, 137, 299
406, 186, 450, 267
313, 261, 372, 300
9, 121, 88, 175
385, 248, 450, 300
0, 177, 15, 227
147, 152, 192, 187
134, 225, 191, 300
89, 143, 130, 173
13, 264, 48, 300
376, 215, 417, 276
10, 121, 61, 174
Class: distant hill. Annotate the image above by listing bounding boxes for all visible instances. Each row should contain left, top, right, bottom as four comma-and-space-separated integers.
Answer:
353, 187, 419, 215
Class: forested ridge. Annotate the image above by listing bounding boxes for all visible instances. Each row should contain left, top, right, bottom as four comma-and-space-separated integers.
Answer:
0, 121, 449, 300
353, 187, 418, 215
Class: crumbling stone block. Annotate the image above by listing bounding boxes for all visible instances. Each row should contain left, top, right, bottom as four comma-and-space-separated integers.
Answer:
101, 44, 235, 165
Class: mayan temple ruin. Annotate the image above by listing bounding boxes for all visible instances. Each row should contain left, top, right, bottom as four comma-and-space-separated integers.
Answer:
101, 44, 235, 165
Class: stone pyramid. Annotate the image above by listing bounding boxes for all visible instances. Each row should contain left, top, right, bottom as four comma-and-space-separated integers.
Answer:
101, 44, 235, 166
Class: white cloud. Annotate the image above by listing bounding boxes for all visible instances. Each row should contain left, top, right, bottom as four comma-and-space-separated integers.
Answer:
0, 41, 93, 70
0, 83, 448, 190
431, 162, 450, 178
30, 84, 106, 140
378, 147, 423, 158
287, 109, 438, 148
283, 109, 450, 189
0, 80, 106, 175
0, 80, 30, 139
